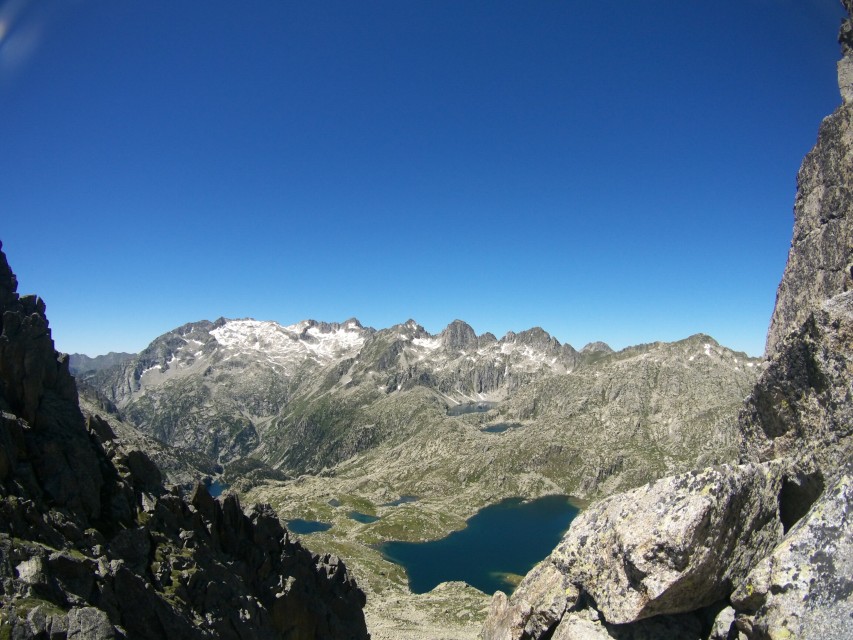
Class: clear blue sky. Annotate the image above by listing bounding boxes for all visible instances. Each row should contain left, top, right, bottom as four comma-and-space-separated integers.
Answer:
1, 0, 847, 357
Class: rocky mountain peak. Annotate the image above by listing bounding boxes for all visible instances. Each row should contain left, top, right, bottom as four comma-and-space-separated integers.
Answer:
390, 318, 429, 339
580, 340, 613, 354
480, 331, 498, 344
343, 316, 364, 329
440, 319, 478, 351
513, 327, 556, 349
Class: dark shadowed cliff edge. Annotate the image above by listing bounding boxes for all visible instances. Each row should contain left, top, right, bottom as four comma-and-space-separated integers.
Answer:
0, 244, 368, 637
482, 4, 853, 640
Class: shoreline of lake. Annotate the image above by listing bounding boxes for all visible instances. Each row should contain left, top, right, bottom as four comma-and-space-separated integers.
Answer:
377, 494, 580, 595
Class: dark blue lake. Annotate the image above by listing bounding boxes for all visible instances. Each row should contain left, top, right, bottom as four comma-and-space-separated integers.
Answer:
208, 479, 229, 497
379, 495, 578, 595
287, 519, 332, 534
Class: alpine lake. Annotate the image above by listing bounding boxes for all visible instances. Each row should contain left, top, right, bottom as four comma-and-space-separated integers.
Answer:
377, 494, 579, 594
260, 488, 579, 595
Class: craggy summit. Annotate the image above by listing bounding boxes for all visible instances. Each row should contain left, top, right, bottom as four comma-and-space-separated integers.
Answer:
0, 242, 368, 638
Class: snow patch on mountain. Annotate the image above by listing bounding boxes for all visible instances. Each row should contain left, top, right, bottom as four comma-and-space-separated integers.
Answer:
210, 319, 366, 365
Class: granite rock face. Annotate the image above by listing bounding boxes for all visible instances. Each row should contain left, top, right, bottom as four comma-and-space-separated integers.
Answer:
440, 319, 479, 351
539, 462, 807, 624
741, 290, 853, 475
482, 461, 819, 638
482, 5, 853, 639
0, 242, 369, 639
765, 14, 853, 355
731, 469, 853, 639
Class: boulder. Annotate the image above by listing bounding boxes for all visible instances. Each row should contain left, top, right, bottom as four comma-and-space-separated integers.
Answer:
482, 562, 578, 640
66, 607, 116, 640
482, 460, 822, 638
552, 462, 803, 624
731, 470, 853, 640
122, 449, 162, 492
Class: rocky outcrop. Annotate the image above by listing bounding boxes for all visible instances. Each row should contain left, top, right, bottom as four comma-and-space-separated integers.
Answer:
731, 468, 853, 639
483, 460, 820, 638
765, 8, 853, 355
440, 320, 479, 351
0, 241, 369, 639
740, 290, 853, 475
482, 5, 853, 640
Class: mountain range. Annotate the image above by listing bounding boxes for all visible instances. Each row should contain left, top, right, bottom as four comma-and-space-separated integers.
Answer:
75, 316, 761, 503
69, 313, 763, 637
2, 4, 850, 639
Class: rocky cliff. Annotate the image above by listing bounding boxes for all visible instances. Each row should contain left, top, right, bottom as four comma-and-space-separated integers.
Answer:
481, 5, 853, 640
765, 3, 853, 356
0, 242, 369, 639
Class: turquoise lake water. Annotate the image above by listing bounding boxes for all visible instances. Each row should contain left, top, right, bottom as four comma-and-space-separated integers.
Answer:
379, 495, 578, 595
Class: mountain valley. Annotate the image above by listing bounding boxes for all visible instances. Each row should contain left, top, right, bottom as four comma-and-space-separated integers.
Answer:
2, 4, 851, 638
72, 316, 762, 638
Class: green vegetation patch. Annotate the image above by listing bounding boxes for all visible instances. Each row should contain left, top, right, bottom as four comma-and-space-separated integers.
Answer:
12, 597, 67, 617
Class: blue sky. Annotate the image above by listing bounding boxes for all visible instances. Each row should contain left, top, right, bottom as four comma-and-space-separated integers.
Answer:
1, 0, 847, 357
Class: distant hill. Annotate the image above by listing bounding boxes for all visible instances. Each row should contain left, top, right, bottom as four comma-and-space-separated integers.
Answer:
68, 350, 135, 375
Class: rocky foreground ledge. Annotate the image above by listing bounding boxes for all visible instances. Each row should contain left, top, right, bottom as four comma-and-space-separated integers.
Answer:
482, 281, 853, 640
482, 4, 853, 639
0, 240, 369, 638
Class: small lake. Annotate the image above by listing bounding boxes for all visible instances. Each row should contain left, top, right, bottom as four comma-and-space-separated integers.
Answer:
207, 479, 229, 497
349, 511, 380, 524
379, 495, 578, 595
382, 495, 419, 507
287, 519, 332, 534
446, 401, 499, 416
482, 422, 522, 434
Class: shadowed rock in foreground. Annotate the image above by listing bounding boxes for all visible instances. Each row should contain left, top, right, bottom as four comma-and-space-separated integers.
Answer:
0, 242, 369, 638
482, 5, 853, 639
